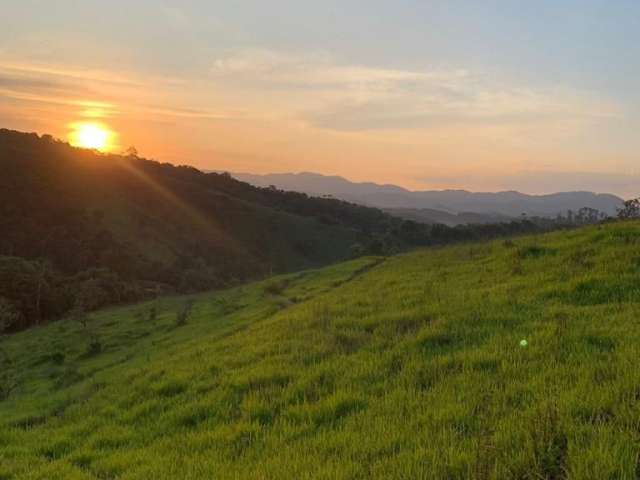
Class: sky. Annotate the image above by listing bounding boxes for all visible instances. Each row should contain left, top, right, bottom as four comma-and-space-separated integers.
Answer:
1, 0, 639, 197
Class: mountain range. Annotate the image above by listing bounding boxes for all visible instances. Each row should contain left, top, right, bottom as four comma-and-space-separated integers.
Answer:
233, 172, 624, 225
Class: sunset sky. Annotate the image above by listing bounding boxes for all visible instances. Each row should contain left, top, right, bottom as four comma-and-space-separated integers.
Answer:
1, 1, 639, 197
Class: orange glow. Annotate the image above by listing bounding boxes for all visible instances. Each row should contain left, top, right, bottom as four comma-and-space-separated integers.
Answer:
69, 122, 115, 151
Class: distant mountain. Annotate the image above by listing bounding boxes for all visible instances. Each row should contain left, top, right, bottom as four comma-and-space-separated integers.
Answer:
233, 172, 624, 223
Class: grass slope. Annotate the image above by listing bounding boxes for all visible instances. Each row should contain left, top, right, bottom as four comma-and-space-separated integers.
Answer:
2, 222, 640, 479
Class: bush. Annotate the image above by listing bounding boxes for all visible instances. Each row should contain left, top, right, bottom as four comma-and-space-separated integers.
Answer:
263, 279, 288, 296
51, 352, 66, 365
86, 336, 102, 356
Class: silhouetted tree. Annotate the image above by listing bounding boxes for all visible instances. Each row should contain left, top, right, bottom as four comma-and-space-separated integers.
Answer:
124, 146, 139, 158
618, 198, 640, 219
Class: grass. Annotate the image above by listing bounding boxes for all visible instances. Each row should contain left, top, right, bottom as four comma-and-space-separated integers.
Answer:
1, 222, 640, 479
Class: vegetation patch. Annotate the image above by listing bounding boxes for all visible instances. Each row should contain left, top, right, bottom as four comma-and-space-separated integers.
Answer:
584, 335, 616, 353
556, 277, 639, 305
418, 331, 458, 353
155, 380, 188, 398
517, 244, 558, 259
263, 278, 290, 296
528, 406, 568, 480
174, 403, 217, 428
39, 438, 73, 460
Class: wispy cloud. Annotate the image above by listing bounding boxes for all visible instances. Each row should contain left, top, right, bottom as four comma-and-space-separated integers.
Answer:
0, 61, 141, 86
209, 48, 620, 133
0, 59, 236, 122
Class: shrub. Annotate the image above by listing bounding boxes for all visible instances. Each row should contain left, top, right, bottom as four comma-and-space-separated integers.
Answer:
517, 245, 556, 259
263, 280, 287, 296
51, 351, 66, 365
86, 336, 102, 356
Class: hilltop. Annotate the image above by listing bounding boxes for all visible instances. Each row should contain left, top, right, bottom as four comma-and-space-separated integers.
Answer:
1, 221, 640, 479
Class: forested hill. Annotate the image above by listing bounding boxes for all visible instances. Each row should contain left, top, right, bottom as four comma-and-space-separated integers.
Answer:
0, 129, 572, 332
0, 129, 397, 330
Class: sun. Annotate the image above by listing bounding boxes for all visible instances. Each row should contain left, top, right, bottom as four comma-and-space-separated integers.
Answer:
69, 122, 114, 151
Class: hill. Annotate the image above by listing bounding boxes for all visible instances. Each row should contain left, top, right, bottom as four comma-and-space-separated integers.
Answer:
0, 129, 569, 332
1, 221, 640, 479
233, 171, 623, 220
0, 130, 397, 330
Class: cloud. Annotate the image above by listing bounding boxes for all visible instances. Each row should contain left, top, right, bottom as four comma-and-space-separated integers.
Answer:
0, 60, 236, 122
210, 48, 464, 93
209, 48, 620, 133
0, 60, 140, 86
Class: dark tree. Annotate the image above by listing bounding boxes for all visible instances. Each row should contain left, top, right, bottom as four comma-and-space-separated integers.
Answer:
617, 198, 640, 219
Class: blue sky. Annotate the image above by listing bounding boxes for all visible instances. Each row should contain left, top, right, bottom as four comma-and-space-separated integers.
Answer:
1, 1, 638, 196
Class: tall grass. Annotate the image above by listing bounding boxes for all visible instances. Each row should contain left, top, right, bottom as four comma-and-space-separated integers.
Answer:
1, 223, 640, 479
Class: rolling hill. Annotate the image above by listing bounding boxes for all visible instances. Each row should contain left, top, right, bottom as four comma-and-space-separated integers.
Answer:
0, 130, 398, 330
234, 171, 624, 222
2, 221, 640, 479
0, 129, 569, 332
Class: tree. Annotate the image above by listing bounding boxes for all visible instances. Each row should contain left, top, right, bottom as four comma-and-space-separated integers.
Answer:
617, 198, 640, 219
124, 146, 139, 158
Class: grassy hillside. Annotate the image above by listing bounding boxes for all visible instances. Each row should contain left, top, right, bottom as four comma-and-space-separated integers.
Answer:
2, 221, 640, 479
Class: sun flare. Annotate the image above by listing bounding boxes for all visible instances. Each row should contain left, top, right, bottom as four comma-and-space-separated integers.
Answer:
69, 122, 114, 151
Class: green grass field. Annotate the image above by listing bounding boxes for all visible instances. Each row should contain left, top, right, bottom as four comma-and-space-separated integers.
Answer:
2, 221, 640, 479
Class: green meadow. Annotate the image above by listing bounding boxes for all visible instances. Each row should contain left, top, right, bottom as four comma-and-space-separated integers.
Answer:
2, 221, 640, 479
